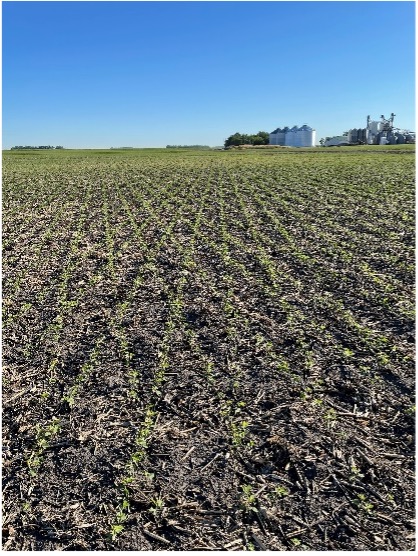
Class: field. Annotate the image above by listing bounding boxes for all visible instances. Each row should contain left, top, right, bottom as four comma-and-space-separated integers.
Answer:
2, 146, 415, 550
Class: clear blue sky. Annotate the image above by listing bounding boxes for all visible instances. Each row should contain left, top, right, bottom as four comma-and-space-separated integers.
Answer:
3, 1, 415, 148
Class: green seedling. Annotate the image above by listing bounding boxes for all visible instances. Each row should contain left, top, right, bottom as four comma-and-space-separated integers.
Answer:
300, 386, 312, 400
27, 454, 43, 476
377, 352, 390, 366
116, 510, 128, 523
241, 484, 257, 512
324, 408, 337, 422
27, 417, 62, 475
205, 360, 215, 384
110, 524, 125, 541
354, 493, 374, 513
220, 399, 233, 418
62, 393, 75, 407
131, 451, 145, 465
231, 420, 250, 446
35, 418, 61, 449
119, 477, 134, 497
273, 485, 289, 498
149, 497, 164, 515
349, 466, 364, 481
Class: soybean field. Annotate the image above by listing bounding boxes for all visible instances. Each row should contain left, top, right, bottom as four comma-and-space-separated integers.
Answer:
2, 146, 415, 550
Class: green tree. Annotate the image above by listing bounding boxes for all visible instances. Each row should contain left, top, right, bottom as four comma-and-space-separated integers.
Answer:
224, 133, 245, 147
224, 131, 269, 148
256, 131, 269, 144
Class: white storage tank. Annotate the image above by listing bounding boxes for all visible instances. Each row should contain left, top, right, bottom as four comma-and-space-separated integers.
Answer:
269, 128, 279, 145
269, 127, 287, 146
285, 126, 299, 147
348, 128, 358, 143
368, 121, 381, 135
297, 124, 316, 147
270, 124, 316, 147
276, 129, 286, 145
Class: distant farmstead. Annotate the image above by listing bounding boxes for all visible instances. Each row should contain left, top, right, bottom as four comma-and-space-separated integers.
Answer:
269, 124, 316, 147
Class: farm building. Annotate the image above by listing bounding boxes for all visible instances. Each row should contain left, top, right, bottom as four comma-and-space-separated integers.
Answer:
365, 114, 415, 145
320, 112, 415, 147
348, 128, 367, 144
323, 135, 350, 147
269, 124, 316, 147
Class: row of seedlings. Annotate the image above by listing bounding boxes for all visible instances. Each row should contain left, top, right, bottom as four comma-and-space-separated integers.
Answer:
171, 168, 295, 549
107, 165, 215, 546
20, 163, 214, 547
3, 181, 89, 328
221, 162, 414, 544
227, 167, 412, 385
21, 166, 188, 474
248, 162, 414, 321
4, 168, 201, 549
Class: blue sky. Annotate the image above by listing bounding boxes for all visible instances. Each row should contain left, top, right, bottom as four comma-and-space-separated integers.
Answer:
3, 1, 415, 148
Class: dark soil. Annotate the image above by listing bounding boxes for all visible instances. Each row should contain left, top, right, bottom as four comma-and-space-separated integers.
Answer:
2, 149, 415, 550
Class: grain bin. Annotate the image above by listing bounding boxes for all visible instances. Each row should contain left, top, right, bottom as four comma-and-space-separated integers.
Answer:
297, 124, 316, 147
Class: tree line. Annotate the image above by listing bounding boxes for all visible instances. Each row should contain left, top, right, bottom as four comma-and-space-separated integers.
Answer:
11, 145, 64, 150
224, 131, 269, 148
166, 145, 212, 149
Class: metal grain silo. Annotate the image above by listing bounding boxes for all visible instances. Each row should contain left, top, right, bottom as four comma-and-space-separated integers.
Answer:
277, 128, 286, 145
369, 121, 381, 135
270, 127, 287, 146
348, 128, 358, 143
358, 128, 367, 143
285, 126, 299, 147
298, 124, 316, 147
269, 128, 280, 145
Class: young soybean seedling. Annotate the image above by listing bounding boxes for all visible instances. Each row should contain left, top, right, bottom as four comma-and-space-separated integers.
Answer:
143, 471, 154, 482
355, 493, 374, 514
110, 524, 124, 541
231, 420, 250, 446
274, 485, 289, 498
149, 497, 164, 515
241, 484, 258, 513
